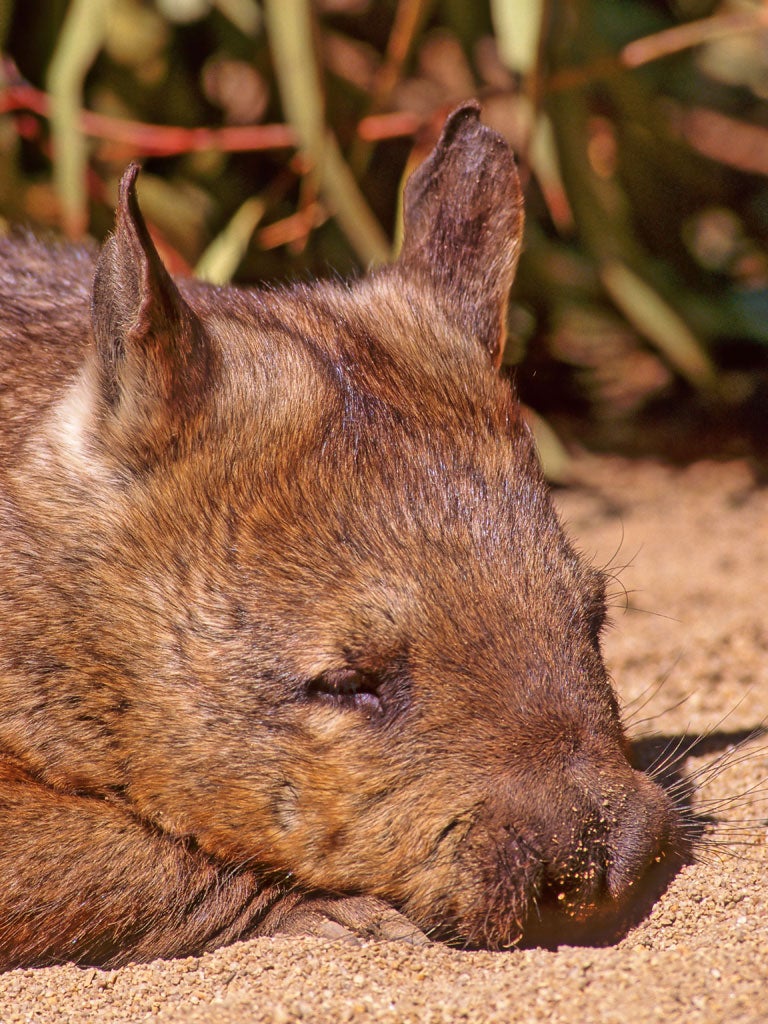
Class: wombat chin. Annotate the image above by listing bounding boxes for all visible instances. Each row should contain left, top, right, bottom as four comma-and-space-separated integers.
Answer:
0, 101, 690, 968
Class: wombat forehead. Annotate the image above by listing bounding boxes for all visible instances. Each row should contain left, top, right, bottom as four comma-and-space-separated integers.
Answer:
183, 281, 599, 636
199, 282, 583, 586
236, 443, 596, 646
201, 273, 518, 441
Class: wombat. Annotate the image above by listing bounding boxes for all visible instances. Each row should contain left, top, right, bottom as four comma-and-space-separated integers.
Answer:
0, 103, 684, 969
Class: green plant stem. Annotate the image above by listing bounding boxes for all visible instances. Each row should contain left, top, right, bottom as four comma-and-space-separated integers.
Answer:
46, 0, 115, 238
264, 0, 390, 265
544, 30, 716, 389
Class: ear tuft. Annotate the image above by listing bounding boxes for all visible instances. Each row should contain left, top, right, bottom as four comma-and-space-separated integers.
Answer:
398, 102, 524, 366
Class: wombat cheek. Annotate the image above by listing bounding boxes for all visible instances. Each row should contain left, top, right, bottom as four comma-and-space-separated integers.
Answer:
263, 769, 380, 885
271, 779, 301, 835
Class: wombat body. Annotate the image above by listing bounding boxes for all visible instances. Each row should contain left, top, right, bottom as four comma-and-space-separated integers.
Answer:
0, 104, 683, 968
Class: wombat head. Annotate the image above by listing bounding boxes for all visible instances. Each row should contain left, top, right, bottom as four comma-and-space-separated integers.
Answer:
52, 103, 682, 949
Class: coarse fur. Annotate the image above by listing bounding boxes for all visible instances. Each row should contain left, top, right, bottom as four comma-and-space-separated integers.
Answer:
0, 104, 684, 968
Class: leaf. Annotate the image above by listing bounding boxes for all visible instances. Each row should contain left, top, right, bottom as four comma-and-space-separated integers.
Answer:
195, 197, 266, 284
490, 0, 543, 76
263, 0, 390, 265
600, 260, 717, 390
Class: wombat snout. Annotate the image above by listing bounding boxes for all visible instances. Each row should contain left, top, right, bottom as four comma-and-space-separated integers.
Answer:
444, 749, 684, 946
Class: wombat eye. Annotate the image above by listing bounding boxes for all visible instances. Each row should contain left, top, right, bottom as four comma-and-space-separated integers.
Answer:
307, 667, 382, 714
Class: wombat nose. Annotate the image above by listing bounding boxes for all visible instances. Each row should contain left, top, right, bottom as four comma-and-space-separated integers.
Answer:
515, 774, 678, 949
531, 771, 675, 917
604, 773, 675, 902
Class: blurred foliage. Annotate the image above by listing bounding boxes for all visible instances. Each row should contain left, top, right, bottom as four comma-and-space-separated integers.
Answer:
1, 0, 767, 466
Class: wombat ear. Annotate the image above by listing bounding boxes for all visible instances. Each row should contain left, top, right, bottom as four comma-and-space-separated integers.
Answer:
398, 102, 524, 367
91, 164, 212, 459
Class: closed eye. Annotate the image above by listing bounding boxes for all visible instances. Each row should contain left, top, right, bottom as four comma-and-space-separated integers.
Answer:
307, 667, 383, 714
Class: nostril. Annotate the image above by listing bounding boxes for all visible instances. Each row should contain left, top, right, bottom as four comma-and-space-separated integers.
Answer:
607, 828, 660, 901
539, 853, 607, 915
605, 779, 674, 901
532, 823, 611, 916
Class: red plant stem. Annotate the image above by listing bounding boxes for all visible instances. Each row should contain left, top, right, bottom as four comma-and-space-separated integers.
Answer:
357, 111, 421, 141
621, 10, 768, 68
671, 105, 768, 177
547, 9, 768, 93
0, 82, 298, 156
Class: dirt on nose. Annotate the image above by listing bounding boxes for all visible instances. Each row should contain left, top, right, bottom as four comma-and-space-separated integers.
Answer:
442, 763, 687, 951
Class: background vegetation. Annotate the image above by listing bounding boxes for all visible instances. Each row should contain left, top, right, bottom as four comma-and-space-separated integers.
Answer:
2, 0, 766, 472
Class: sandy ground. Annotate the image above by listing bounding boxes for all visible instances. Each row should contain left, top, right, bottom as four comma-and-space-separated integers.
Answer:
2, 456, 766, 1023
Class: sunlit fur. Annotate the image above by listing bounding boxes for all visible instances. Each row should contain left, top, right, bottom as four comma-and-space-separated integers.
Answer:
0, 105, 684, 968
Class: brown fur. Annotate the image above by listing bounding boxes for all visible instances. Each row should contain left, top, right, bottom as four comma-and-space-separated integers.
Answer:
0, 104, 683, 968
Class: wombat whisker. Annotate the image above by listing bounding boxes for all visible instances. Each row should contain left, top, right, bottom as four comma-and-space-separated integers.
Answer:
691, 780, 768, 817
685, 750, 768, 796
648, 703, 758, 785
697, 818, 768, 836
628, 694, 692, 736
605, 576, 631, 596
695, 696, 754, 741
602, 577, 632, 613
622, 656, 684, 723
594, 528, 632, 580
676, 733, 766, 796
603, 564, 633, 589
625, 606, 682, 623
656, 732, 768, 867
665, 775, 764, 823
604, 598, 628, 622
604, 587, 632, 615
693, 833, 768, 863
678, 794, 768, 828
644, 730, 699, 781
687, 845, 746, 867
714, 727, 765, 761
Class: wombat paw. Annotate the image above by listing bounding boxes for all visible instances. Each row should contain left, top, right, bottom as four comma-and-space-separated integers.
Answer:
270, 895, 429, 946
